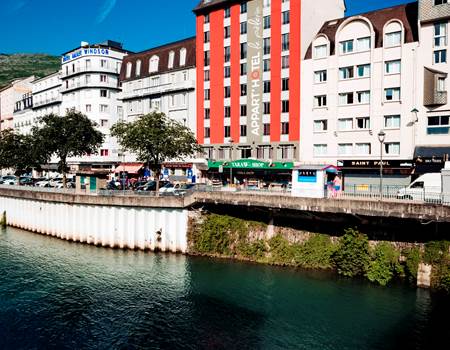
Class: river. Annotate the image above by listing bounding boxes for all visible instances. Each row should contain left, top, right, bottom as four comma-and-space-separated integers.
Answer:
0, 227, 448, 349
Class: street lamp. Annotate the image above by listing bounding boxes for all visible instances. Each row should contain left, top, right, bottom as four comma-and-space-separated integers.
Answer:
229, 138, 234, 186
378, 130, 386, 200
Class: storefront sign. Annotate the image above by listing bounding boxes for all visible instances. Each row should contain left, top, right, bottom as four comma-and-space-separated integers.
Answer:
208, 159, 293, 170
247, 0, 263, 141
62, 48, 110, 63
339, 160, 413, 169
298, 170, 317, 183
163, 162, 193, 169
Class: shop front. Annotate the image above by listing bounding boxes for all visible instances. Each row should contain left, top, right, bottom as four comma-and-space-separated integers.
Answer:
414, 146, 450, 178
207, 159, 294, 189
337, 159, 414, 190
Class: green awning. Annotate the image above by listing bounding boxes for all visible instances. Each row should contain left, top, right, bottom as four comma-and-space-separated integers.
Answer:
208, 159, 294, 170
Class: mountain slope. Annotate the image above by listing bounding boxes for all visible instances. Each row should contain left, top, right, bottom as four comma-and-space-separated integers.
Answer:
0, 54, 60, 88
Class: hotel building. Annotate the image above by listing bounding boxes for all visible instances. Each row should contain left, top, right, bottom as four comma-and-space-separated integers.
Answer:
194, 0, 346, 168
300, 3, 420, 187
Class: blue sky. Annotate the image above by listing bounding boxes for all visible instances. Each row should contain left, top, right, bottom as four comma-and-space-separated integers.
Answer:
0, 0, 411, 55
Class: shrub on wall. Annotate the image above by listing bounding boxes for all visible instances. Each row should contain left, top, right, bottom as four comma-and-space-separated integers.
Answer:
404, 247, 421, 284
295, 234, 336, 269
332, 228, 370, 277
367, 242, 402, 286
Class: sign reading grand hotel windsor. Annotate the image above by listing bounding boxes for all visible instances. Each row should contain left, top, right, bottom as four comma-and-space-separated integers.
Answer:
247, 0, 264, 143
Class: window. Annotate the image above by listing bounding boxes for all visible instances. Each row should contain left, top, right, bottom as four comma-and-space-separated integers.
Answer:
437, 77, 446, 91
240, 104, 247, 116
385, 142, 400, 155
224, 66, 231, 78
385, 115, 401, 128
434, 49, 447, 64
85, 104, 91, 112
357, 64, 370, 78
385, 88, 401, 101
204, 51, 210, 66
282, 78, 289, 91
204, 31, 210, 43
204, 88, 210, 100
263, 80, 271, 93
434, 22, 447, 47
282, 33, 289, 51
263, 123, 270, 136
340, 40, 354, 54
224, 126, 231, 137
313, 120, 327, 132
427, 115, 450, 134
338, 118, 353, 131
314, 70, 327, 83
264, 15, 271, 29
224, 26, 231, 38
240, 1, 247, 13
257, 146, 273, 160
435, 0, 449, 5
313, 144, 327, 156
263, 38, 271, 55
224, 46, 231, 62
240, 22, 247, 34
100, 89, 108, 98
204, 127, 211, 138
357, 37, 371, 51
134, 60, 141, 77
85, 75, 91, 84
126, 62, 132, 78
339, 92, 354, 105
357, 91, 370, 104
264, 102, 270, 114
385, 60, 401, 74
314, 95, 327, 107
224, 86, 231, 98
263, 59, 270, 72
100, 119, 109, 127
240, 43, 247, 59
282, 100, 289, 113
205, 108, 210, 120
100, 104, 109, 113
281, 122, 289, 135
240, 125, 247, 137
100, 149, 109, 157
224, 7, 230, 18
338, 143, 352, 155
355, 143, 371, 155
100, 59, 107, 68
224, 106, 231, 118
149, 56, 159, 72
356, 117, 370, 129
385, 31, 401, 47
282, 55, 289, 69
151, 76, 160, 87
100, 74, 107, 82
279, 145, 294, 160
168, 51, 175, 69
339, 66, 354, 80
282, 11, 290, 25
240, 84, 247, 96
241, 62, 247, 75
204, 13, 210, 23
314, 45, 327, 58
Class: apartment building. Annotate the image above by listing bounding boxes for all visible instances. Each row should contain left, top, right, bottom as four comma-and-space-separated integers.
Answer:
194, 0, 346, 174
13, 92, 34, 135
60, 40, 129, 169
300, 3, 420, 187
32, 71, 62, 120
415, 0, 450, 173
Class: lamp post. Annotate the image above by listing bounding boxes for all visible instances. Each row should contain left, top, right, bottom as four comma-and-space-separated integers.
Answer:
229, 138, 234, 186
378, 130, 386, 200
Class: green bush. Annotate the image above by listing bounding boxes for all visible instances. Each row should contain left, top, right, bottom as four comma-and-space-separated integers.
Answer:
367, 242, 402, 286
333, 228, 370, 277
424, 241, 450, 265
267, 235, 296, 264
295, 234, 336, 269
404, 247, 421, 283
238, 240, 267, 260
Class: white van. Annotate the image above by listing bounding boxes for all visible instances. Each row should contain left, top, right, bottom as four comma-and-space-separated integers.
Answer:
397, 173, 442, 202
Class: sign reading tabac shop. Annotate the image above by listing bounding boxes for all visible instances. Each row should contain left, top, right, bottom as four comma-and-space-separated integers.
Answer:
247, 0, 264, 143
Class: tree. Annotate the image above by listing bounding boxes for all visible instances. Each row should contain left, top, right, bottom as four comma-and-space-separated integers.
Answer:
111, 112, 201, 192
32, 111, 104, 186
0, 129, 46, 175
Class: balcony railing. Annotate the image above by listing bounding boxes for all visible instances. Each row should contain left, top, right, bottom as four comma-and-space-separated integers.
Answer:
62, 65, 120, 78
61, 80, 120, 93
33, 96, 62, 108
121, 80, 195, 100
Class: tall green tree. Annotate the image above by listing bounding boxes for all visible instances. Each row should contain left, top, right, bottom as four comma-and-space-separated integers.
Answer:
111, 112, 201, 192
32, 110, 104, 186
0, 129, 46, 175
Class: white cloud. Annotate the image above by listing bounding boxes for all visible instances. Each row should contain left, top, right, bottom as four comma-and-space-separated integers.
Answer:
96, 0, 117, 24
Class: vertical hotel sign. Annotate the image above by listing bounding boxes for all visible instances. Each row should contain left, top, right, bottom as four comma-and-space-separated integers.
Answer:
247, 0, 264, 143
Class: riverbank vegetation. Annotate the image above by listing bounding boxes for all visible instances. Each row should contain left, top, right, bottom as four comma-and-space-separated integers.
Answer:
189, 213, 450, 291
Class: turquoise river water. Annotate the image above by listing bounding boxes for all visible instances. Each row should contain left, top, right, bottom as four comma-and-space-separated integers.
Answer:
0, 227, 448, 349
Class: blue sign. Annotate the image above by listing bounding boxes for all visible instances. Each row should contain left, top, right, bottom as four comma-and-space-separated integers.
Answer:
298, 170, 317, 183
187, 168, 193, 178
62, 48, 110, 63
163, 169, 169, 176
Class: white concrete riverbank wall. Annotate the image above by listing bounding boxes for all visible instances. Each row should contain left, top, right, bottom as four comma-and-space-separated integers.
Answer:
0, 187, 189, 252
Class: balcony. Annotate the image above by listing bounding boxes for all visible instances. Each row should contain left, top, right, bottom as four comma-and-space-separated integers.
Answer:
33, 96, 62, 108
121, 80, 195, 100
61, 80, 120, 93
61, 65, 120, 78
424, 91, 448, 107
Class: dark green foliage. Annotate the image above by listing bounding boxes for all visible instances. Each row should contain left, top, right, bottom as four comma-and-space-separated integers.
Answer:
238, 240, 267, 260
294, 234, 336, 269
0, 54, 60, 88
424, 241, 450, 292
367, 242, 402, 286
424, 241, 450, 265
267, 235, 296, 264
111, 112, 201, 191
404, 247, 421, 283
332, 228, 370, 277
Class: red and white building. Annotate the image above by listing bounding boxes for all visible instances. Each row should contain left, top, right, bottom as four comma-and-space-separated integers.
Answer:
194, 0, 346, 162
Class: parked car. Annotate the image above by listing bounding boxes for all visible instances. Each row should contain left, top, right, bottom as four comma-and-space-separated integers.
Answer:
158, 182, 176, 195
34, 180, 52, 187
137, 180, 169, 192
397, 173, 442, 202
19, 177, 34, 186
173, 183, 196, 196
1, 175, 18, 185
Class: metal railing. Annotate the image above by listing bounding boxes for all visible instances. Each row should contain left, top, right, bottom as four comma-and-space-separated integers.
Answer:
61, 66, 120, 78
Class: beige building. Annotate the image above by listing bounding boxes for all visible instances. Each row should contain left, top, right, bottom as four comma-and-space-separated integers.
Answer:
0, 76, 35, 130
